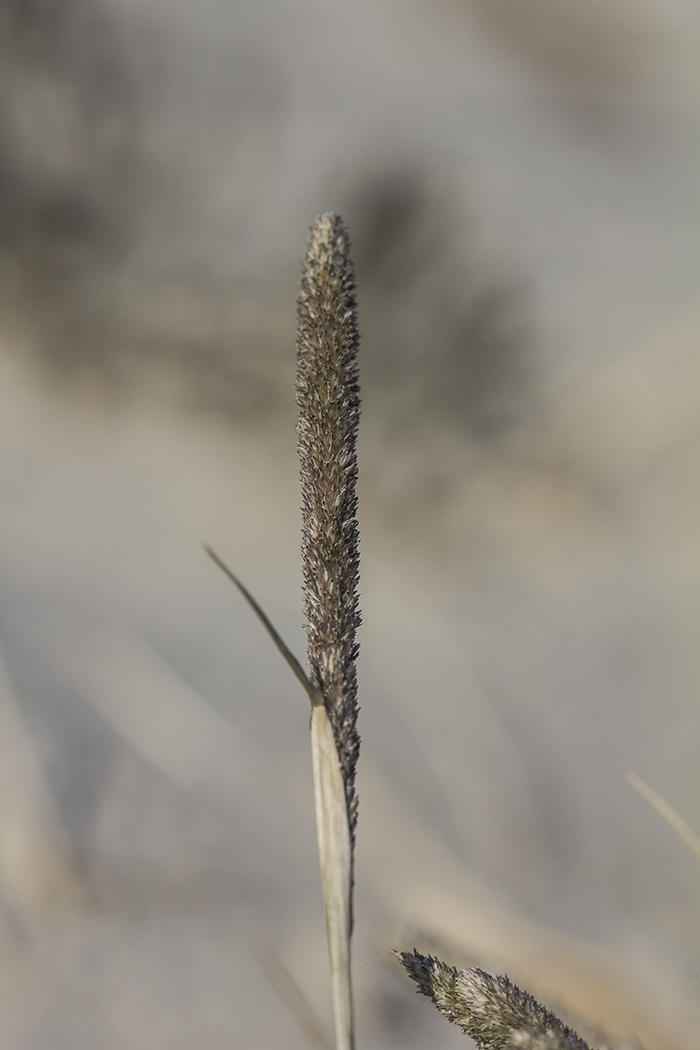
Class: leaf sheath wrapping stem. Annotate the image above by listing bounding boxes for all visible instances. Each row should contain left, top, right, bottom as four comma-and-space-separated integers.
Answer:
311, 702, 354, 1050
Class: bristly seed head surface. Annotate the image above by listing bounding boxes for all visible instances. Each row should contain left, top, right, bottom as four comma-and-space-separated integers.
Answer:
397, 951, 594, 1050
296, 212, 361, 843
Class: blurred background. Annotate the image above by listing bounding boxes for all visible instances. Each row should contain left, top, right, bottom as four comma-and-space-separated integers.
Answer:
0, 0, 698, 1046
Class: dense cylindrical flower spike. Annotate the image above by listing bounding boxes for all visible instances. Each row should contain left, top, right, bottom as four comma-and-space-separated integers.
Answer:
296, 213, 362, 842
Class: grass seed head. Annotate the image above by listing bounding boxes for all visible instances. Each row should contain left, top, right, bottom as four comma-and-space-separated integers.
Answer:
296, 212, 362, 842
396, 951, 593, 1050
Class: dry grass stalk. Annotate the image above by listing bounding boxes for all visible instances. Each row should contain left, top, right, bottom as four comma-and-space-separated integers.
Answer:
209, 214, 361, 1050
396, 951, 593, 1050
310, 698, 355, 1050
212, 213, 606, 1050
297, 213, 362, 1050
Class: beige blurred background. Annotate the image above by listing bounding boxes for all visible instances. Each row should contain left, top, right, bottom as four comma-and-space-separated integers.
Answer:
0, 0, 698, 1047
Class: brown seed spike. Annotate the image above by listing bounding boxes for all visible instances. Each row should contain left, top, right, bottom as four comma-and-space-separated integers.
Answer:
296, 213, 362, 844
396, 951, 594, 1050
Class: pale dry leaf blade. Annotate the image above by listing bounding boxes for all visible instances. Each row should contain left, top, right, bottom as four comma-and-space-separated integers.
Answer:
311, 702, 354, 1050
